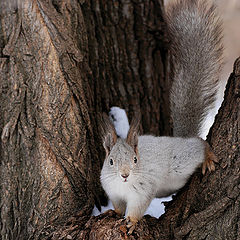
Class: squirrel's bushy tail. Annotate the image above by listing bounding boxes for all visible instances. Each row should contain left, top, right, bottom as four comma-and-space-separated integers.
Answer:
166, 0, 223, 137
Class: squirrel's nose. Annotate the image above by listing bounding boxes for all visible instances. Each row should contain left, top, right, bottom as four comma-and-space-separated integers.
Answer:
121, 173, 129, 179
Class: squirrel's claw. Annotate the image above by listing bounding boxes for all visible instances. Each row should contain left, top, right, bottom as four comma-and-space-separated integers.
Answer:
202, 161, 207, 175
126, 216, 138, 234
102, 209, 118, 218
202, 146, 218, 175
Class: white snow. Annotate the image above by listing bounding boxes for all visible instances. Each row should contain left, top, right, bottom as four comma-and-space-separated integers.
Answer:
109, 106, 130, 139
92, 201, 114, 216
144, 196, 172, 218
92, 196, 173, 218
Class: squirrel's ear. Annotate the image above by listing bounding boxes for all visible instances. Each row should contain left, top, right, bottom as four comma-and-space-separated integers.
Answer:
126, 112, 141, 155
101, 113, 117, 156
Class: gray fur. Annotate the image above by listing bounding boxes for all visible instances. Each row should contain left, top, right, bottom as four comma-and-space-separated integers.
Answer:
166, 0, 223, 137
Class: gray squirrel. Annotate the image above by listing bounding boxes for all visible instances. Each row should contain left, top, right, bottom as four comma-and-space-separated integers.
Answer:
100, 0, 223, 229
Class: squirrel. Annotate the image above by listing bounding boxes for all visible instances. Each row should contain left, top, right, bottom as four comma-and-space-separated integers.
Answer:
100, 0, 223, 231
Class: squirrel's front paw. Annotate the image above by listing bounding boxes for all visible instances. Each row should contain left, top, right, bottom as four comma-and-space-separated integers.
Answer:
102, 209, 116, 217
126, 216, 138, 234
114, 208, 125, 217
202, 147, 218, 175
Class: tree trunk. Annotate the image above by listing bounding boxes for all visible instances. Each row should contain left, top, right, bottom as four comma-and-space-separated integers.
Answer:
0, 0, 171, 239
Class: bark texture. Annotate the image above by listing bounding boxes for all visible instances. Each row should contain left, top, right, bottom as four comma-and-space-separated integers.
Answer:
39, 58, 240, 240
0, 0, 170, 239
1, 0, 239, 239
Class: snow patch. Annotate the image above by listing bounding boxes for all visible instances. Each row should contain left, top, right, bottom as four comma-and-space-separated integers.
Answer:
92, 196, 173, 218
109, 106, 130, 139
92, 201, 114, 216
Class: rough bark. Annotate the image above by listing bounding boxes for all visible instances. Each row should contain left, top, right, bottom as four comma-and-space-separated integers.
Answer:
0, 0, 170, 239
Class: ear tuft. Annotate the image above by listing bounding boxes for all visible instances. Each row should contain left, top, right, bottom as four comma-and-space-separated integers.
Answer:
100, 113, 117, 156
126, 112, 141, 154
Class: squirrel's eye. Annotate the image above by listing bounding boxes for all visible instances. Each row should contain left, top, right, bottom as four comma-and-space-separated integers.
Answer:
110, 158, 113, 165
134, 157, 137, 164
